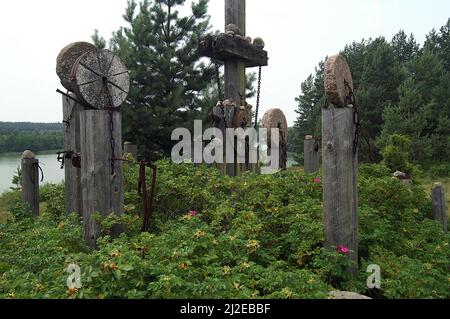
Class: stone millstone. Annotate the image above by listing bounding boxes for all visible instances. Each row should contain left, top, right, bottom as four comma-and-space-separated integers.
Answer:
72, 49, 130, 109
324, 54, 354, 107
56, 42, 96, 92
329, 291, 372, 300
261, 108, 288, 145
22, 150, 35, 159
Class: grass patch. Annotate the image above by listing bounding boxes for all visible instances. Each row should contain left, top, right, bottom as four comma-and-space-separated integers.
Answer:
0, 191, 16, 223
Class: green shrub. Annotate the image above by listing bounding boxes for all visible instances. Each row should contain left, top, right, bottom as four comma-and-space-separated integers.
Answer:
381, 134, 416, 175
0, 161, 448, 299
430, 163, 450, 178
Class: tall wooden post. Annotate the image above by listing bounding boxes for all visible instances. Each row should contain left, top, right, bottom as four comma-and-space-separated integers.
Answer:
199, 0, 268, 177
63, 95, 83, 215
304, 135, 319, 174
80, 110, 124, 249
432, 183, 448, 232
322, 55, 358, 267
21, 150, 39, 216
223, 0, 246, 177
124, 142, 138, 159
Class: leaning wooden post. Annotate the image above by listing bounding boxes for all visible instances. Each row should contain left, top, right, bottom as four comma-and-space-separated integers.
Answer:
62, 94, 83, 215
322, 55, 359, 267
124, 142, 138, 159
432, 183, 448, 232
21, 150, 39, 216
304, 135, 320, 174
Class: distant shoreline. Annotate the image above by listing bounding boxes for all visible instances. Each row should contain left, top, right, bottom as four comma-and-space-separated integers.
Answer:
0, 149, 62, 156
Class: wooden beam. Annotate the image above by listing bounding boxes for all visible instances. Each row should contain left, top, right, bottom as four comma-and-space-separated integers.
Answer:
199, 35, 268, 67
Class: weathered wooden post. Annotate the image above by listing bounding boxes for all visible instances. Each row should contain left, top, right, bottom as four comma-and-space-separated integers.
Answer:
432, 183, 448, 232
322, 54, 359, 267
304, 135, 320, 174
199, 0, 268, 176
57, 42, 95, 216
124, 142, 138, 159
57, 45, 130, 249
21, 150, 39, 216
62, 94, 83, 215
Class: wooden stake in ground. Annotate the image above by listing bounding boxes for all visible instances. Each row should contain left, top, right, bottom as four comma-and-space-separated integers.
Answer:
322, 54, 359, 267
304, 135, 320, 174
63, 94, 83, 215
261, 108, 288, 170
124, 142, 138, 160
21, 150, 39, 216
432, 183, 448, 232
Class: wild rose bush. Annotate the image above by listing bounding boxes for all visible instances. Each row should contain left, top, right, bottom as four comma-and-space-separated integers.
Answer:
0, 161, 448, 299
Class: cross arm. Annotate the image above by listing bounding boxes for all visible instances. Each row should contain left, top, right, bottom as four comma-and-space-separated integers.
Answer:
199, 34, 268, 68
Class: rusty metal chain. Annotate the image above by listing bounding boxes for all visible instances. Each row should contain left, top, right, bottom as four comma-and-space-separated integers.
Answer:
344, 80, 361, 158
29, 161, 44, 185
214, 61, 225, 103
108, 108, 116, 175
254, 66, 262, 128
213, 61, 229, 129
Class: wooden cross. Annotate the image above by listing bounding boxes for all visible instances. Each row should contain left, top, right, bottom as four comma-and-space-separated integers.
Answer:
199, 0, 268, 176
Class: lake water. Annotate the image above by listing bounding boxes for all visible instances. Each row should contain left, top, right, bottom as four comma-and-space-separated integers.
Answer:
0, 151, 65, 194
0, 151, 298, 195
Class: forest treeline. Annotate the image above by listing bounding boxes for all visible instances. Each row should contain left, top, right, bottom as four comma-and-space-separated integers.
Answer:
291, 19, 450, 169
0, 122, 63, 153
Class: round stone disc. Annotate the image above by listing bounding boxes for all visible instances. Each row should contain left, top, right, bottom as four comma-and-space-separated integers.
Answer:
73, 49, 130, 109
56, 42, 96, 92
261, 108, 288, 145
324, 54, 354, 107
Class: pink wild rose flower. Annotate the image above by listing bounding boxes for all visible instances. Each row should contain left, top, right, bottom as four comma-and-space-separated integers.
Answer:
336, 245, 350, 254
189, 210, 198, 217
313, 177, 322, 184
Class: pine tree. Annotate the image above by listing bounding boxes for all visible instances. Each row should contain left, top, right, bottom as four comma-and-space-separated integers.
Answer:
391, 31, 419, 64
292, 68, 323, 164
425, 18, 450, 71
93, 0, 215, 161
357, 37, 404, 161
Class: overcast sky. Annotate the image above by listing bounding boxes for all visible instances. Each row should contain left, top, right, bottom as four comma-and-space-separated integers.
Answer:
0, 0, 449, 127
